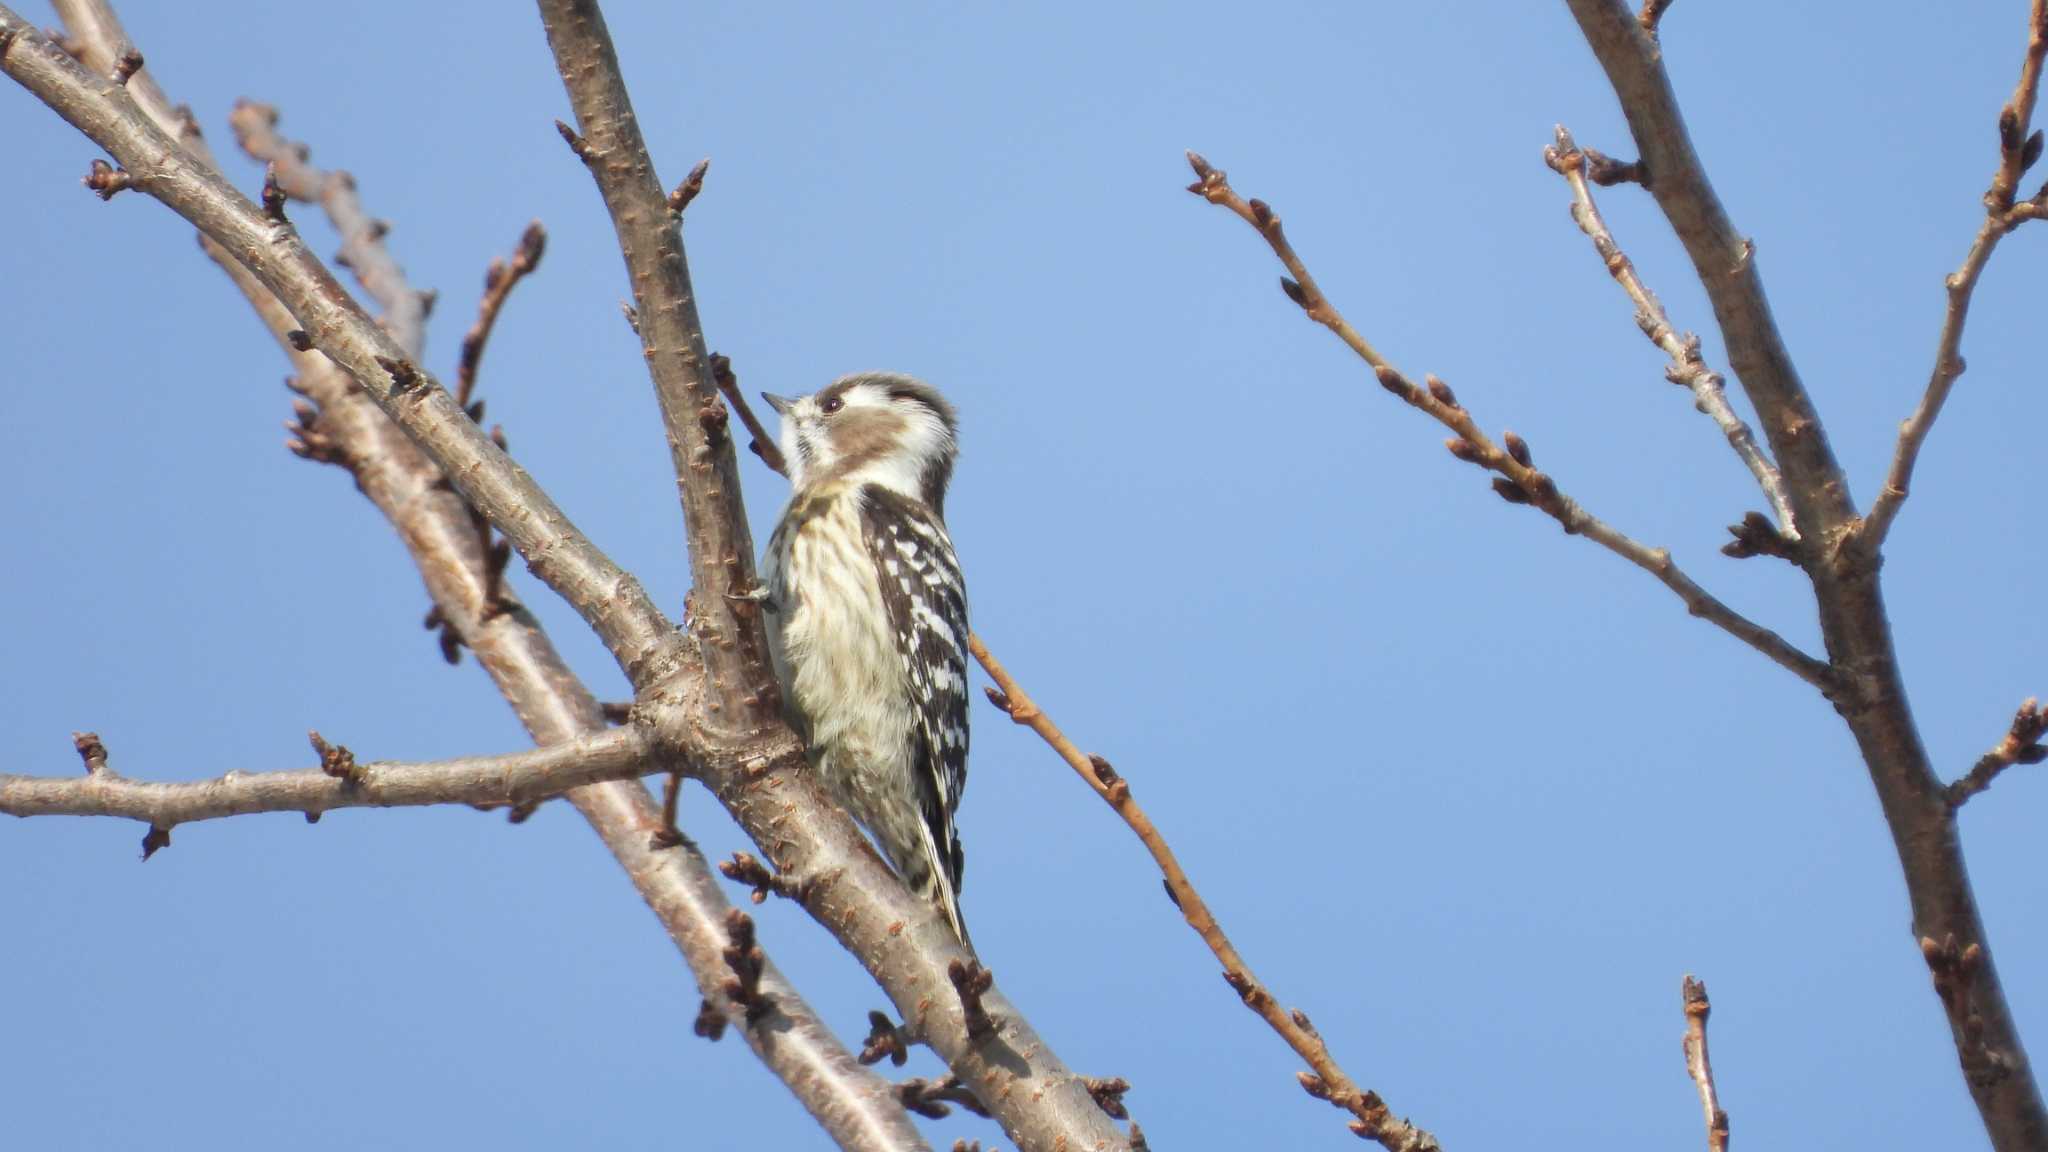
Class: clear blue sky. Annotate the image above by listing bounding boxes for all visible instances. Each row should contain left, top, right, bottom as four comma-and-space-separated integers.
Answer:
5, 2, 2045, 1149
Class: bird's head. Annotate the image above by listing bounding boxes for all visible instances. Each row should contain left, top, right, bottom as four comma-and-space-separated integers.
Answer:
763, 373, 959, 513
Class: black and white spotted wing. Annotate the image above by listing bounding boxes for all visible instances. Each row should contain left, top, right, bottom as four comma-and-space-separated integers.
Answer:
859, 484, 971, 919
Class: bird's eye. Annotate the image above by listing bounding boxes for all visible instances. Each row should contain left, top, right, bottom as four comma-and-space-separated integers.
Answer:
820, 396, 844, 415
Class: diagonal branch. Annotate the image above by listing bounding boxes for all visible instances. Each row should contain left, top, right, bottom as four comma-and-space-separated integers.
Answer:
712, 352, 787, 475
1544, 125, 1795, 540
971, 637, 1438, 1152
8, 9, 1121, 1149
1563, 0, 1852, 546
536, 0, 771, 715
456, 221, 548, 410
230, 99, 427, 356
1, 8, 687, 686
1184, 152, 1832, 691
530, 6, 1130, 1150
1552, 7, 2048, 1149
1864, 0, 2048, 548
0, 727, 652, 826
1947, 698, 2048, 809
32, 8, 927, 1145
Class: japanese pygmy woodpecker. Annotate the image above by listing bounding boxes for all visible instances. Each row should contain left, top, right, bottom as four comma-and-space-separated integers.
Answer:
761, 374, 972, 940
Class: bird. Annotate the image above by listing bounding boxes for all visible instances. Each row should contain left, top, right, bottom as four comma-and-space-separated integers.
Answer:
759, 373, 972, 941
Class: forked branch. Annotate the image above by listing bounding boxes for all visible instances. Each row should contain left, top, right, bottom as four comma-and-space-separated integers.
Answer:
1184, 152, 1831, 691
1947, 698, 2048, 808
1864, 0, 2048, 548
1545, 125, 1794, 539
28, 7, 927, 1144
971, 636, 1438, 1152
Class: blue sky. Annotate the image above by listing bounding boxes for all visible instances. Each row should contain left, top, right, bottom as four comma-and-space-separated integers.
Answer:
4, 2, 2046, 1149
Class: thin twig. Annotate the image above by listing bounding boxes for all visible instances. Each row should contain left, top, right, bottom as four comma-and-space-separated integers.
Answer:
1, 727, 653, 826
1545, 125, 1796, 540
1865, 0, 2048, 548
1, 17, 686, 676
1681, 976, 1730, 1152
1184, 152, 1832, 690
82, 155, 129, 198
230, 99, 428, 357
971, 635, 1439, 1152
667, 156, 708, 217
1948, 698, 2048, 808
1639, 0, 1676, 37
860, 1011, 911, 1067
711, 352, 786, 474
457, 220, 547, 408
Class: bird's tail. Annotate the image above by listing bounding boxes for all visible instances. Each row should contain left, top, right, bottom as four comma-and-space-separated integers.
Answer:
915, 823, 970, 945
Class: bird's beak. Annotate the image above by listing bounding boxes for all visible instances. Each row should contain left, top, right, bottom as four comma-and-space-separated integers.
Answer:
760, 392, 794, 416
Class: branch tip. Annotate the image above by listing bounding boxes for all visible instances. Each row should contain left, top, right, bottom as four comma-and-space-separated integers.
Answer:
374, 355, 421, 396
1680, 975, 1730, 1152
260, 164, 288, 224
896, 1074, 989, 1120
971, 633, 1438, 1148
719, 851, 805, 903
948, 957, 998, 1040
693, 997, 728, 1042
859, 1010, 911, 1067
456, 221, 547, 408
111, 47, 142, 86
1947, 697, 2048, 806
1083, 1075, 1132, 1120
720, 908, 772, 1023
667, 157, 710, 216
83, 157, 132, 200
308, 730, 359, 782
1721, 511, 1798, 563
71, 731, 109, 775
553, 118, 593, 163
1639, 0, 1677, 36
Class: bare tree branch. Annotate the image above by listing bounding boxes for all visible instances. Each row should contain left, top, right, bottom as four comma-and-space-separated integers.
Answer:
0, 727, 652, 826
1638, 0, 1676, 39
230, 99, 427, 356
712, 352, 787, 475
535, 0, 771, 712
1563, 2, 1852, 544
1545, 6, 2048, 1147
1864, 0, 2048, 548
454, 221, 548, 410
529, 5, 1131, 1150
28, 9, 928, 1145
1184, 152, 1833, 691
970, 636, 1434, 1152
1681, 977, 1730, 1152
1544, 125, 1795, 539
1948, 698, 2048, 808
2, 9, 687, 686
5, 9, 1128, 1149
